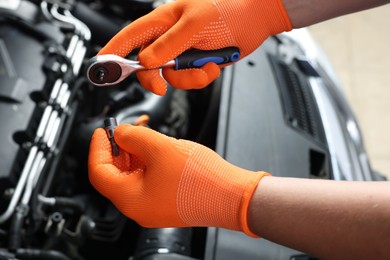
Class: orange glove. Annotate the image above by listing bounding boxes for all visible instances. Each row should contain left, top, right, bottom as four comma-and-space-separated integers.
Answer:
98, 0, 292, 95
88, 124, 270, 237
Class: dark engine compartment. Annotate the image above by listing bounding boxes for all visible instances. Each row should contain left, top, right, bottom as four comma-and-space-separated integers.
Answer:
0, 1, 215, 259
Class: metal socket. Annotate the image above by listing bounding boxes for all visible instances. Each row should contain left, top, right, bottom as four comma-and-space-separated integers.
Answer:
104, 117, 119, 156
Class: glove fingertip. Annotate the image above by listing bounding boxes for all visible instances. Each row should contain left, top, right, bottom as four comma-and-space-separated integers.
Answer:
115, 124, 169, 163
137, 70, 167, 96
151, 81, 168, 96
203, 62, 221, 83
91, 127, 106, 139
115, 124, 154, 149
162, 63, 221, 90
115, 124, 133, 137
114, 124, 147, 156
138, 39, 177, 68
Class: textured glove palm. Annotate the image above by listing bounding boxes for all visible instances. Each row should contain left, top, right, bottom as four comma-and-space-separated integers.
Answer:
98, 0, 292, 95
88, 124, 269, 237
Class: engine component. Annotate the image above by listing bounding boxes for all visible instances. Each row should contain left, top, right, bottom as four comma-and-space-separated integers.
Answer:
0, 1, 194, 259
134, 228, 195, 260
0, 0, 90, 241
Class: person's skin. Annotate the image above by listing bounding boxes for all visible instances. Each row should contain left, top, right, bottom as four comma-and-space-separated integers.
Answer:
284, 0, 390, 28
247, 2, 390, 259
249, 177, 390, 259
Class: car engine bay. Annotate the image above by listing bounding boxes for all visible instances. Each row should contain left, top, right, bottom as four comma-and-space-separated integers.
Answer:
0, 0, 213, 259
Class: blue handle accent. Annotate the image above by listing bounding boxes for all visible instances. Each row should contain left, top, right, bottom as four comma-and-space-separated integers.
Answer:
174, 47, 240, 70
193, 57, 225, 67
231, 52, 240, 62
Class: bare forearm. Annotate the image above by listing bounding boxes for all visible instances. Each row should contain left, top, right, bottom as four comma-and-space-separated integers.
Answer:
249, 177, 390, 259
283, 0, 390, 28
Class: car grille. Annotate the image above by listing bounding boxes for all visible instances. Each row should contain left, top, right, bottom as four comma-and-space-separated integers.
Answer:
270, 55, 326, 146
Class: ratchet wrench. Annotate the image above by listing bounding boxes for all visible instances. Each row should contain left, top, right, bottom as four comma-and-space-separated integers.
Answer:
86, 47, 240, 86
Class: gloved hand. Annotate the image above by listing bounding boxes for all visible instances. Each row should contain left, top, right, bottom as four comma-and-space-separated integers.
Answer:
98, 0, 292, 95
88, 124, 269, 237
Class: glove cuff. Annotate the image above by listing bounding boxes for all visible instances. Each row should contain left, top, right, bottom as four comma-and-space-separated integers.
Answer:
176, 145, 270, 237
212, 0, 292, 57
275, 0, 293, 32
240, 171, 271, 237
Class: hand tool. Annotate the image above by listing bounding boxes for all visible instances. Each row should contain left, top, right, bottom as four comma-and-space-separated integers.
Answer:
104, 117, 119, 156
86, 47, 240, 86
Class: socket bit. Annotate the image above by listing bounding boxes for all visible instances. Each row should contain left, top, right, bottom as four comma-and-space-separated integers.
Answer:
104, 117, 119, 156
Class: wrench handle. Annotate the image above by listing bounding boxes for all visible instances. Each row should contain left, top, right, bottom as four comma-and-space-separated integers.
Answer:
174, 47, 240, 70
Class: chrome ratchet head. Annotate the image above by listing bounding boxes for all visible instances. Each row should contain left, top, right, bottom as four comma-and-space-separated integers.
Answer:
86, 54, 142, 86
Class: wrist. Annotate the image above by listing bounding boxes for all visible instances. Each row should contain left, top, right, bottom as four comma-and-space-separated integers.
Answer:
240, 171, 271, 237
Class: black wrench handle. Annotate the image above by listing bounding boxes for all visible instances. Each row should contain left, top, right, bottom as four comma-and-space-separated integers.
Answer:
174, 47, 240, 70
